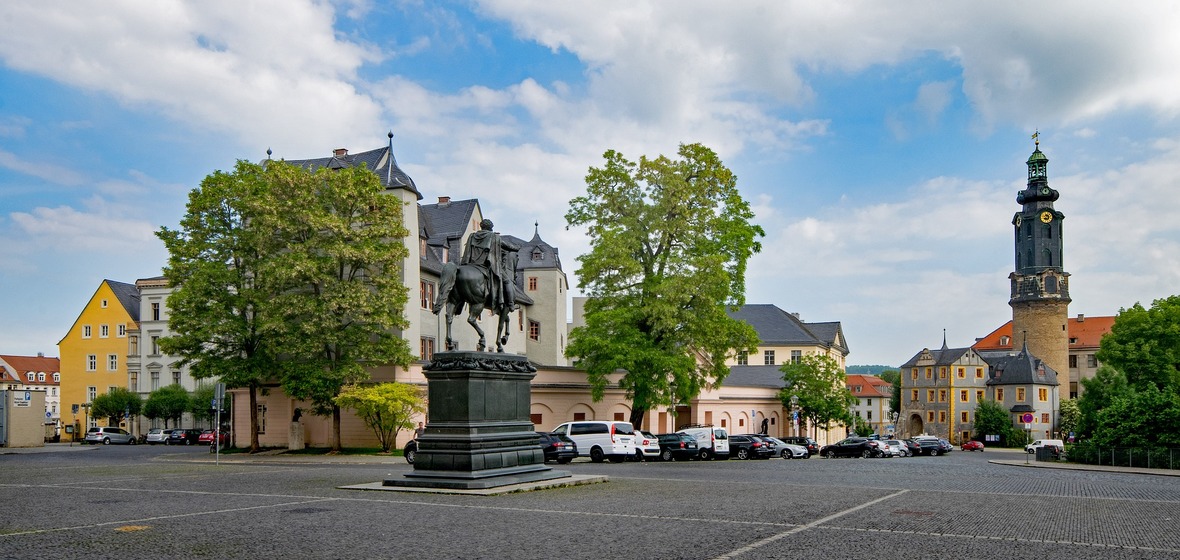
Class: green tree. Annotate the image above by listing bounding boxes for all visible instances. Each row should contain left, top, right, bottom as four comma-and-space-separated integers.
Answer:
91, 388, 142, 426
188, 384, 220, 426
258, 162, 413, 452
878, 370, 901, 417
972, 399, 1019, 447
852, 416, 873, 436
143, 385, 190, 428
779, 354, 855, 437
157, 160, 285, 452
1095, 295, 1180, 392
565, 144, 764, 428
1076, 365, 1131, 437
1088, 386, 1180, 449
1058, 397, 1080, 439
335, 383, 426, 452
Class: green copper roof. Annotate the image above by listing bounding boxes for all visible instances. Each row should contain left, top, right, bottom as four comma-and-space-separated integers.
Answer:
1027, 148, 1048, 164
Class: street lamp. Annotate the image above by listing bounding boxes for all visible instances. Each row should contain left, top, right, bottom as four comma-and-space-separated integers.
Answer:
790, 394, 799, 437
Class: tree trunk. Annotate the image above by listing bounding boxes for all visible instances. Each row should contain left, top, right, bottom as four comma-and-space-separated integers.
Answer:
331, 404, 342, 452
629, 405, 646, 430
248, 384, 259, 453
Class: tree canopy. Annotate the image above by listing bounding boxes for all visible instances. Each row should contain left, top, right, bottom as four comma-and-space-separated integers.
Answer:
335, 383, 426, 452
779, 353, 855, 436
565, 143, 764, 428
143, 384, 191, 427
973, 399, 1022, 447
1095, 295, 1180, 392
91, 388, 141, 425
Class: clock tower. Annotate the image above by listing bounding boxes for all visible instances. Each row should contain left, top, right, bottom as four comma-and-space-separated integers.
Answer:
1009, 134, 1070, 393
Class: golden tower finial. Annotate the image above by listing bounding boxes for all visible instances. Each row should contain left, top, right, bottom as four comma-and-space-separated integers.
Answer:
1031, 129, 1040, 147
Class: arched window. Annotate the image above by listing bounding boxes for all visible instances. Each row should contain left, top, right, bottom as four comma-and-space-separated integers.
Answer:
1043, 224, 1052, 239
1042, 248, 1053, 266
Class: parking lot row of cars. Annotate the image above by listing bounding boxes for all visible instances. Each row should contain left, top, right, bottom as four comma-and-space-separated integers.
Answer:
81, 426, 227, 446
818, 435, 973, 458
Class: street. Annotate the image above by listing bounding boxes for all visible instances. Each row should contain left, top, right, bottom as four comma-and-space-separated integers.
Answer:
1, 445, 1178, 559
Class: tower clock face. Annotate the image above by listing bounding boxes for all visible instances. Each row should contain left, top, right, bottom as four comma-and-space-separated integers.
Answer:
1040, 211, 1053, 223
1015, 215, 1022, 227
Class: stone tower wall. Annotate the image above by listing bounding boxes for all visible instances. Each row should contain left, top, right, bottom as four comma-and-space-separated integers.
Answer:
1011, 299, 1069, 383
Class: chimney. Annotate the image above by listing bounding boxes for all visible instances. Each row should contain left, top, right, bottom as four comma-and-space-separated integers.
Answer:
1077, 314, 1085, 322
333, 148, 348, 157
37, 352, 44, 357
438, 196, 451, 205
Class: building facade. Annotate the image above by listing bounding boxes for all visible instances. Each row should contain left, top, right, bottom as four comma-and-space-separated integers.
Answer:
973, 315, 1113, 399
847, 374, 893, 435
0, 354, 61, 439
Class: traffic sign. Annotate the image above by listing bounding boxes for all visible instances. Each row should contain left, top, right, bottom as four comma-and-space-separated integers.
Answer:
1021, 413, 1034, 423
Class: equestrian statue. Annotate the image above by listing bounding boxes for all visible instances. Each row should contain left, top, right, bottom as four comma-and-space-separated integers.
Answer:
432, 218, 519, 352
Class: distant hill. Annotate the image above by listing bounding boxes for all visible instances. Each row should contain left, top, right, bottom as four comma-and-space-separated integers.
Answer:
846, 365, 897, 375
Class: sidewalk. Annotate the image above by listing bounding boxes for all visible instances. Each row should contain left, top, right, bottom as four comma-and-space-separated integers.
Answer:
989, 456, 1180, 477
0, 442, 96, 454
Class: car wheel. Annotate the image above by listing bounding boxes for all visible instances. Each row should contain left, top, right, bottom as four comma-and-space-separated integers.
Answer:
782, 451, 791, 459
826, 450, 836, 459
698, 448, 712, 461
128, 438, 136, 445
185, 439, 192, 445
861, 449, 871, 459
736, 448, 750, 460
635, 449, 645, 462
590, 447, 605, 463
557, 457, 573, 464
102, 437, 110, 445
930, 448, 940, 456
405, 448, 416, 464
660, 449, 673, 462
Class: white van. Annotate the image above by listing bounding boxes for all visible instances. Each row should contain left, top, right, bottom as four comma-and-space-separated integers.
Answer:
1025, 439, 1065, 454
677, 424, 730, 460
551, 421, 636, 463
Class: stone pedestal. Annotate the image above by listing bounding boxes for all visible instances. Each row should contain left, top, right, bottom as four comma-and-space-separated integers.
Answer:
384, 351, 569, 490
288, 421, 305, 451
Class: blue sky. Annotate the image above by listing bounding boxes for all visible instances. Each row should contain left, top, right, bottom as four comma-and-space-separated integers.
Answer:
2, 1, 1179, 367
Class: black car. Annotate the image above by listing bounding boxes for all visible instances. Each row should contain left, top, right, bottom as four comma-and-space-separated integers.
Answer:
403, 439, 418, 464
166, 428, 203, 445
728, 434, 774, 460
537, 432, 578, 464
911, 437, 945, 456
901, 439, 922, 456
780, 436, 819, 456
655, 433, 699, 461
736, 434, 778, 456
819, 437, 884, 458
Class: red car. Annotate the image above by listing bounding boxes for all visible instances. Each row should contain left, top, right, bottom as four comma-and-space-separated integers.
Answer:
961, 440, 984, 452
198, 429, 229, 446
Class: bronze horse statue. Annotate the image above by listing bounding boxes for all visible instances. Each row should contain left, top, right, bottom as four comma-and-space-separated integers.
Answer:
432, 250, 517, 352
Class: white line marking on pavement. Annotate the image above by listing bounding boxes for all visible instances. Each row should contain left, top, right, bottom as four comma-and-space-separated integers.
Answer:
823, 525, 1180, 554
710, 489, 910, 560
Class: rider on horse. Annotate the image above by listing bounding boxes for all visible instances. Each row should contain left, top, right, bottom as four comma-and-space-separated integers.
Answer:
460, 219, 516, 312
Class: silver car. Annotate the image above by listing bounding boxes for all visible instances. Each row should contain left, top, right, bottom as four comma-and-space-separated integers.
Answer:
885, 439, 909, 457
83, 426, 136, 445
144, 428, 170, 444
762, 436, 808, 459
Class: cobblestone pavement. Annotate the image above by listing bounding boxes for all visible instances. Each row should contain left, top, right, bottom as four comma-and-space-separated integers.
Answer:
2, 445, 1178, 559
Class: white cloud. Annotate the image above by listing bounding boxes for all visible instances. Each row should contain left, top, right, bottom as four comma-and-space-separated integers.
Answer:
0, 149, 86, 186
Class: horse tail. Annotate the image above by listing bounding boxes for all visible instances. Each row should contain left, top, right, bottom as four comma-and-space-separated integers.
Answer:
434, 262, 457, 314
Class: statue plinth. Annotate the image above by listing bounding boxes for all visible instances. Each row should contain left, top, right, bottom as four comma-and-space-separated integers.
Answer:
384, 351, 570, 490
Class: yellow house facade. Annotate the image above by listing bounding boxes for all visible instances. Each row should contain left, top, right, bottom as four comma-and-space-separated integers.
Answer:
57, 279, 139, 440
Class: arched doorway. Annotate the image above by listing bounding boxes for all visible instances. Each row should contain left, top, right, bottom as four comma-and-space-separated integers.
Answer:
907, 414, 924, 437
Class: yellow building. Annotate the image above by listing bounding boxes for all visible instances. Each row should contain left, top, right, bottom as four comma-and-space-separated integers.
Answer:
57, 279, 140, 440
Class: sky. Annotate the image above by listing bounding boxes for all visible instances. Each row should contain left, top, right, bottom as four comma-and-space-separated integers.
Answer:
2, 1, 1179, 367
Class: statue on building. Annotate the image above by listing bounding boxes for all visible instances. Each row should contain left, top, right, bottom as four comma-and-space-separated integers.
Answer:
434, 218, 519, 352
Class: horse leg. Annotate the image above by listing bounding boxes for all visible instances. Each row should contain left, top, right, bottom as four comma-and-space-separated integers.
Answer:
445, 301, 459, 351
468, 306, 486, 351
497, 314, 510, 352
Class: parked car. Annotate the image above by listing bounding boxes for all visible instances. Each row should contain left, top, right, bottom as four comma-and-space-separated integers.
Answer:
885, 439, 909, 457
762, 436, 807, 459
939, 439, 954, 453
678, 424, 730, 460
819, 437, 880, 458
198, 429, 230, 446
655, 433, 699, 461
633, 430, 661, 461
879, 440, 903, 457
166, 428, 203, 445
403, 439, 418, 464
83, 426, 136, 445
735, 434, 780, 458
728, 434, 774, 460
961, 440, 985, 452
143, 428, 170, 445
780, 436, 819, 457
537, 432, 578, 464
551, 421, 636, 463
901, 439, 922, 456
911, 436, 945, 456
1025, 439, 1065, 454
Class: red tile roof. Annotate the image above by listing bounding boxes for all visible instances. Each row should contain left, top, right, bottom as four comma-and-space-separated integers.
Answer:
846, 374, 892, 397
973, 316, 1115, 352
0, 354, 61, 385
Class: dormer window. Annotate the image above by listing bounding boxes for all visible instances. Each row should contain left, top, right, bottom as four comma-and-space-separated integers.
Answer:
38, 372, 45, 382
532, 248, 543, 261
27, 372, 35, 382
999, 335, 1010, 346
53, 373, 60, 382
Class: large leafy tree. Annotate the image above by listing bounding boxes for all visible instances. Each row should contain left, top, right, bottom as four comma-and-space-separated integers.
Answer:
565, 143, 764, 428
91, 388, 142, 426
779, 353, 855, 437
1095, 295, 1180, 392
157, 160, 284, 452
878, 370, 901, 417
1076, 365, 1131, 437
143, 384, 190, 428
335, 383, 426, 452
258, 162, 413, 452
973, 399, 1019, 447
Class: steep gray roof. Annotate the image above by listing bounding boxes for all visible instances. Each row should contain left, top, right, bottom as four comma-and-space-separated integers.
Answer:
503, 224, 563, 272
984, 343, 1060, 386
726, 304, 847, 355
899, 343, 973, 369
278, 144, 421, 200
725, 365, 788, 389
420, 198, 480, 265
106, 279, 141, 322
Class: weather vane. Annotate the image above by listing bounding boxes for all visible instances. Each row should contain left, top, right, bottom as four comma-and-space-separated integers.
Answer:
1031, 129, 1040, 147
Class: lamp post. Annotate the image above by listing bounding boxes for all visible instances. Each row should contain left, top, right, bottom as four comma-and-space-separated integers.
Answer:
790, 394, 799, 437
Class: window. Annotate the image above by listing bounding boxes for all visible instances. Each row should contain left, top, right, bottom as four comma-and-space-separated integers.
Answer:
925, 367, 932, 379
976, 390, 984, 402
959, 390, 968, 402
1069, 355, 1078, 368
939, 367, 947, 379
939, 410, 947, 423
764, 350, 775, 365
528, 277, 538, 291
791, 350, 802, 363
117, 324, 126, 337
88, 386, 97, 402
1041, 413, 1050, 424
961, 411, 969, 423
528, 320, 540, 341
86, 355, 97, 371
420, 337, 436, 360
927, 411, 935, 422
999, 335, 1010, 346
53, 373, 60, 383
151, 302, 161, 321
530, 413, 543, 426
151, 336, 160, 355
911, 368, 918, 380
130, 372, 138, 392
27, 372, 35, 382
975, 367, 984, 379
107, 354, 118, 371
257, 404, 267, 434
83, 325, 92, 338
613, 412, 625, 422
573, 412, 586, 421
996, 388, 1005, 401
1087, 354, 1098, 368
51, 388, 57, 397
100, 324, 109, 338
1017, 388, 1026, 401
938, 389, 947, 402
101, 299, 108, 308
129, 335, 138, 355
150, 371, 160, 391
420, 281, 435, 309
173, 371, 181, 386
926, 389, 935, 402
108, 386, 117, 394
957, 368, 965, 378
736, 351, 748, 365
866, 410, 873, 420
911, 389, 919, 402
531, 248, 543, 261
